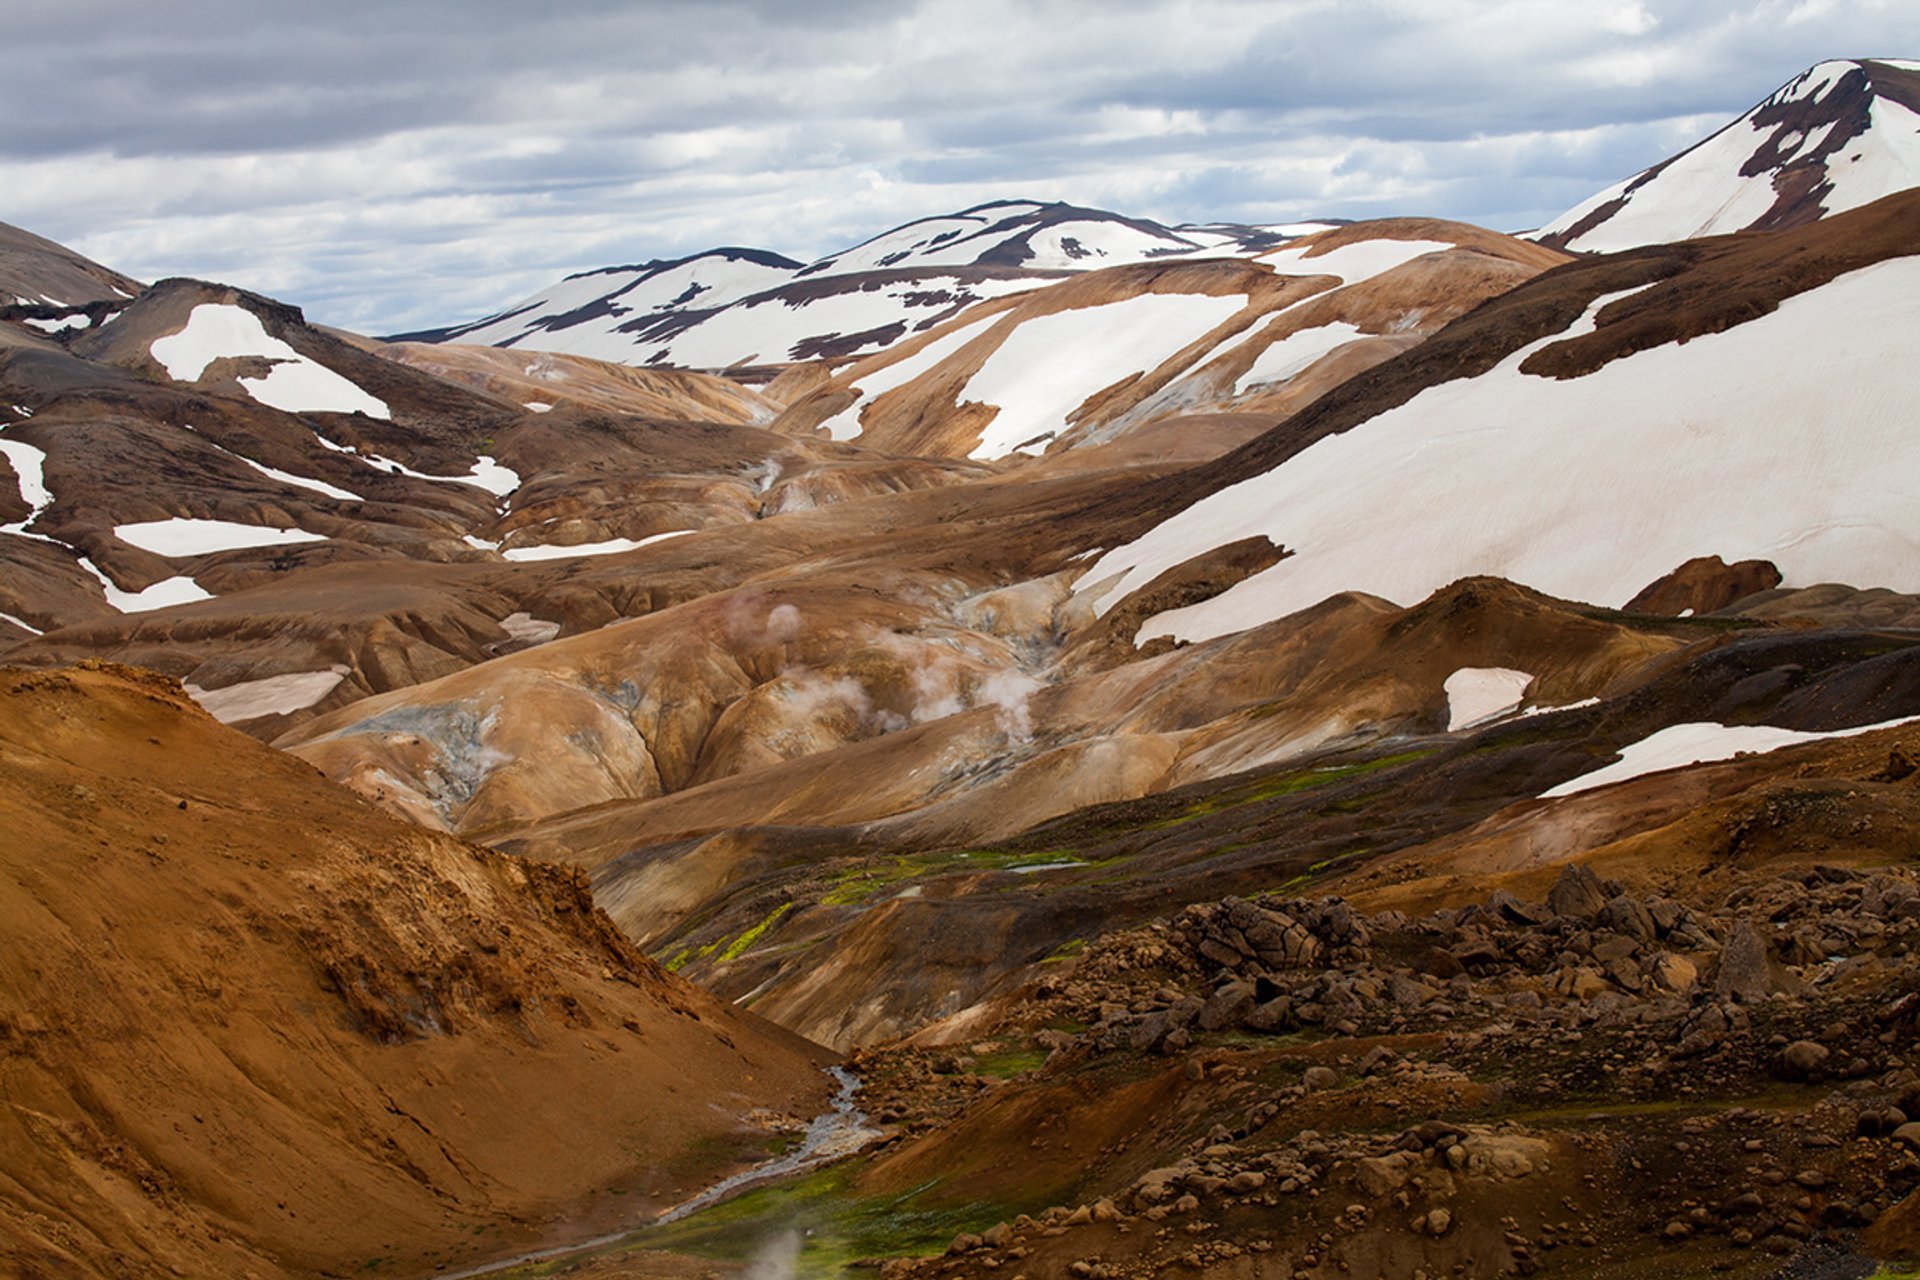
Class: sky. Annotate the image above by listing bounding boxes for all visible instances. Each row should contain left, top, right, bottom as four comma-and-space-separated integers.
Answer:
3, 0, 1910, 334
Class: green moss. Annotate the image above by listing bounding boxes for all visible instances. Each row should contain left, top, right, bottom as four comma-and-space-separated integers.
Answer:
514, 1162, 1016, 1278
970, 1045, 1051, 1079
1143, 749, 1436, 829
719, 902, 796, 962
1041, 938, 1086, 963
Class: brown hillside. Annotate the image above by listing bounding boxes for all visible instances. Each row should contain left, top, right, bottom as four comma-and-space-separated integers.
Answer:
0, 663, 829, 1280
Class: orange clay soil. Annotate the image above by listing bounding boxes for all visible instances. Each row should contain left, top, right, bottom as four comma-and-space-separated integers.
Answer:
0, 662, 831, 1280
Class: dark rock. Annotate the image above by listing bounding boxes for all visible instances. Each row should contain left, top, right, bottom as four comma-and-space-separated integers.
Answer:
1547, 864, 1609, 920
1775, 1040, 1830, 1081
1197, 982, 1256, 1031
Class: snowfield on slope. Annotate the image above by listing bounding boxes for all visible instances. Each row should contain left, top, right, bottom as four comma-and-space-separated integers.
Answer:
151, 304, 392, 419
1259, 238, 1455, 285
1445, 667, 1534, 732
1543, 715, 1920, 798
961, 293, 1249, 458
1082, 256, 1920, 646
816, 317, 998, 441
1541, 60, 1920, 252
116, 517, 328, 557
499, 529, 691, 561
186, 668, 349, 723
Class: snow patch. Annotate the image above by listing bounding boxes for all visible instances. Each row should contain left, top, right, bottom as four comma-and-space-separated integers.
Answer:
23, 314, 91, 334
115, 517, 326, 557
1543, 715, 1920, 799
817, 317, 994, 442
150, 304, 391, 419
186, 667, 349, 723
1233, 320, 1364, 395
77, 559, 213, 613
182, 425, 362, 502
1445, 667, 1534, 732
499, 612, 561, 644
1084, 260, 1920, 646
0, 439, 53, 525
960, 293, 1248, 459
498, 529, 688, 561
1261, 238, 1455, 285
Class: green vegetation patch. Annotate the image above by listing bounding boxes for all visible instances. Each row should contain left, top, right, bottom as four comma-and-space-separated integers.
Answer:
719, 902, 796, 962
556, 1163, 1016, 1278
970, 1044, 1051, 1079
1145, 749, 1436, 829
818, 848, 1085, 907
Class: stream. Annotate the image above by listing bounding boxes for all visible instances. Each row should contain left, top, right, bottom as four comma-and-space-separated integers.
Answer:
436, 1065, 881, 1278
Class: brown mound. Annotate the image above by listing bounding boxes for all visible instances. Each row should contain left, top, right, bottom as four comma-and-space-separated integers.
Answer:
1625, 555, 1783, 616
0, 662, 828, 1280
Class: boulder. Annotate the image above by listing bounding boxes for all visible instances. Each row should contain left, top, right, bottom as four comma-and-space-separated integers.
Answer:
1775, 1040, 1830, 1081
1714, 919, 1802, 1002
1547, 864, 1609, 919
1600, 895, 1657, 941
1197, 982, 1256, 1031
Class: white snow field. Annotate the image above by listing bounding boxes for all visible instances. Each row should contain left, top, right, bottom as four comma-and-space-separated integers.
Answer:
960, 293, 1249, 458
151, 304, 392, 419
115, 517, 327, 556
1082, 255, 1920, 646
815, 316, 998, 441
1260, 238, 1455, 285
499, 532, 673, 562
0, 439, 52, 522
77, 559, 213, 613
445, 251, 798, 349
1543, 715, 1920, 799
1541, 60, 1920, 252
0, 438, 215, 614
185, 668, 349, 724
1445, 667, 1534, 732
1233, 319, 1365, 395
428, 203, 1327, 370
308, 430, 518, 497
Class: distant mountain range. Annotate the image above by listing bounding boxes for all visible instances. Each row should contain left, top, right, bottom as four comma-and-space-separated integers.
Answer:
409, 59, 1920, 376
393, 201, 1342, 369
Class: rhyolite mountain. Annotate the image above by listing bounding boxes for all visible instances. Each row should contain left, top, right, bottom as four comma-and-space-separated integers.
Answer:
7, 57, 1920, 1279
1539, 57, 1920, 251
397, 200, 1343, 370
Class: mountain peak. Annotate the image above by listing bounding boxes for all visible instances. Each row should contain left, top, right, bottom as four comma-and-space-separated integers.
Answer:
1539, 56, 1920, 252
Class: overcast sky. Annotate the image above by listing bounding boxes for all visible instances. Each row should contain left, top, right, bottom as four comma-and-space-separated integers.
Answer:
3, 0, 1909, 333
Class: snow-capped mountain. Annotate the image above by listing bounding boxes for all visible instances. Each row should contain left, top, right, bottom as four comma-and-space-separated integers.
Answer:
774, 220, 1565, 461
1540, 57, 1920, 252
1083, 187, 1920, 646
403, 201, 1339, 370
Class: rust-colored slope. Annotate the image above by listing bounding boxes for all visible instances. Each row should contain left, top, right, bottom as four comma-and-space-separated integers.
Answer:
376, 341, 782, 425
772, 220, 1564, 463
0, 663, 828, 1280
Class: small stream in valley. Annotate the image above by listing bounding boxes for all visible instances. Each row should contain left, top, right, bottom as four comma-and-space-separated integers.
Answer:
436, 1065, 881, 1278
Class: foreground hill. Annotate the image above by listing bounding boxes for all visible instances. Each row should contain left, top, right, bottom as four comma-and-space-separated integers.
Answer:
1540, 57, 1920, 251
0, 663, 828, 1279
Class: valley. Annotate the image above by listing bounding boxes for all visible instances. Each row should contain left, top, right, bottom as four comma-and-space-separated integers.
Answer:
5, 53, 1920, 1280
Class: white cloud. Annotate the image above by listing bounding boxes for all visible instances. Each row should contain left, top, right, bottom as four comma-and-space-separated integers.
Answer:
3, 0, 1910, 332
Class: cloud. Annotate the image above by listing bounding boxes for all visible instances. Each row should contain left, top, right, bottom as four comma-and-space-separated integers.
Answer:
5, 0, 1912, 332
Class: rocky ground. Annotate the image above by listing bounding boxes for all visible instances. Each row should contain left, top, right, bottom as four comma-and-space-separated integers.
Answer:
822, 855, 1920, 1279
